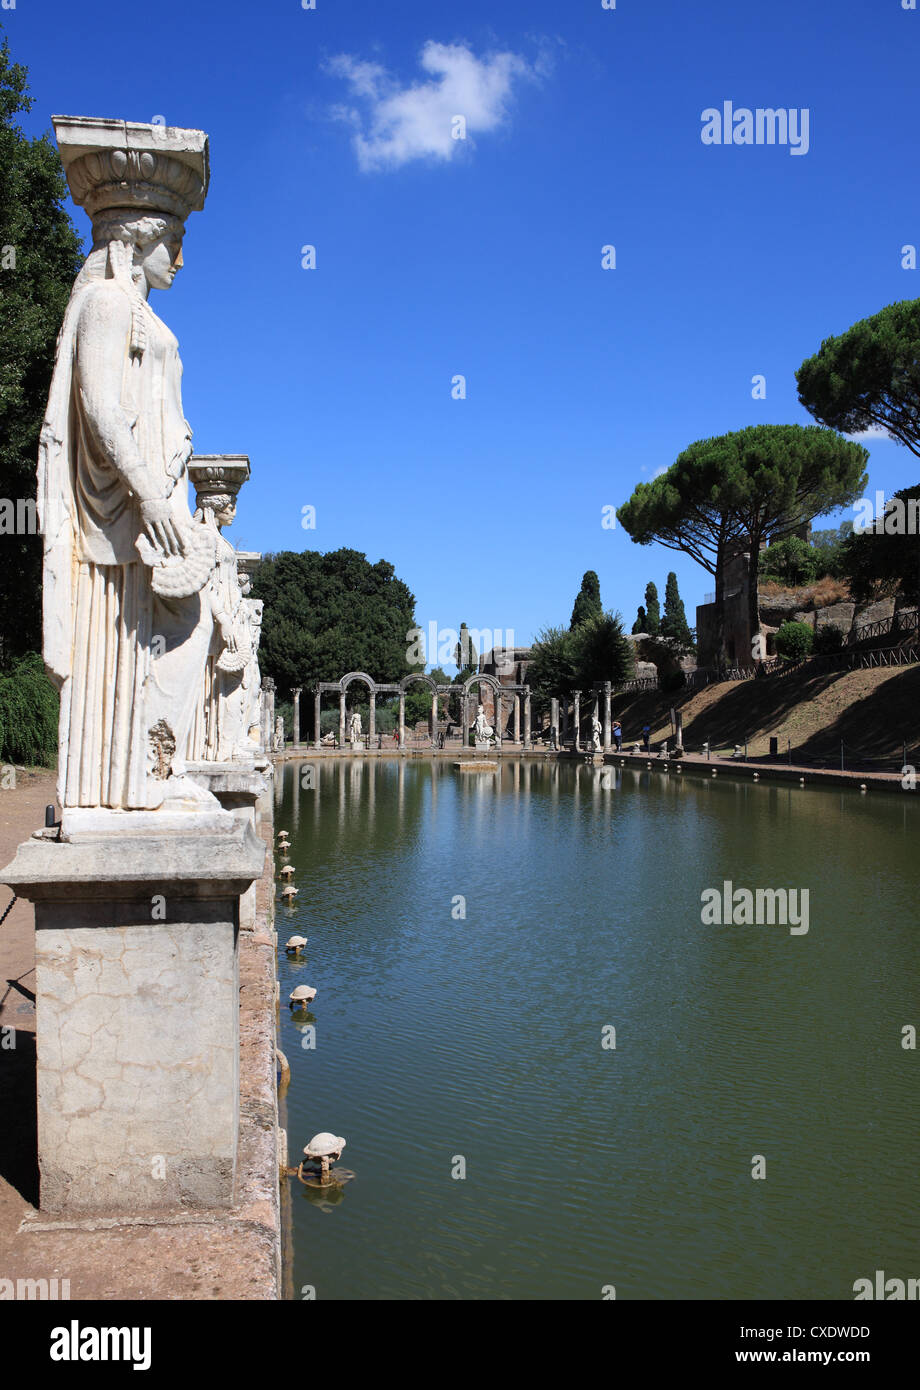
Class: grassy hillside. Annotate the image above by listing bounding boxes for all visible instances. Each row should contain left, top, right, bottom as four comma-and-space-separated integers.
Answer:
610, 664, 920, 769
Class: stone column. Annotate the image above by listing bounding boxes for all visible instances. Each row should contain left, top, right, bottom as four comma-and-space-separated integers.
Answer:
561, 702, 568, 745
369, 689, 376, 744
551, 696, 559, 748
398, 691, 406, 749
261, 678, 275, 755
603, 682, 612, 751
338, 690, 346, 749
524, 690, 532, 749
292, 687, 302, 749
573, 690, 582, 751
314, 690, 321, 749
2, 826, 264, 1214
494, 689, 502, 746
513, 690, 521, 745
430, 690, 437, 745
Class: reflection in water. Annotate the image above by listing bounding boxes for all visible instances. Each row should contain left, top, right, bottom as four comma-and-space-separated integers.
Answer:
276, 757, 919, 1300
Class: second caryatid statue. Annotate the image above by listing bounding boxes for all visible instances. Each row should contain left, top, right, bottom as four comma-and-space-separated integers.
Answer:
40, 118, 261, 831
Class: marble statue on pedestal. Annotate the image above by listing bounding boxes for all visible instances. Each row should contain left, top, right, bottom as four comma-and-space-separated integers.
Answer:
591, 713, 603, 752
187, 457, 254, 762
473, 703, 493, 743
40, 117, 217, 819
350, 711, 363, 746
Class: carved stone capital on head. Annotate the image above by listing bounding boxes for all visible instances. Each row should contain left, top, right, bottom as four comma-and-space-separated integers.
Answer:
262, 677, 275, 693
189, 455, 251, 511
52, 116, 209, 227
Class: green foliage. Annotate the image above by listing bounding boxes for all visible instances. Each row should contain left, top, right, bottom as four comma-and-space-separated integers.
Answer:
570, 571, 602, 629
837, 484, 920, 605
632, 605, 647, 634
404, 666, 453, 727
453, 623, 478, 679
813, 625, 845, 654
525, 625, 579, 701
0, 651, 58, 765
527, 613, 634, 700
0, 32, 85, 659
759, 536, 819, 586
251, 548, 419, 696
796, 299, 920, 458
644, 581, 660, 635
571, 611, 635, 687
774, 620, 814, 661
660, 572, 692, 645
659, 669, 686, 694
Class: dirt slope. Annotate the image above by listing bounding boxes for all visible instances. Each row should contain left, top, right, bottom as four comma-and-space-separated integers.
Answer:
610, 664, 920, 768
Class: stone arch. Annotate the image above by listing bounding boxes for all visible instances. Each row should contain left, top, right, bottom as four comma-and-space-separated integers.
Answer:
340, 671, 376, 692
462, 673, 502, 695
399, 672, 439, 694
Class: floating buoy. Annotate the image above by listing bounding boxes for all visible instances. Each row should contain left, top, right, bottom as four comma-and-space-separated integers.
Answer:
799, 777, 805, 785
711, 769, 717, 777
285, 935, 307, 955
753, 773, 759, 780
289, 984, 316, 1009
859, 783, 867, 794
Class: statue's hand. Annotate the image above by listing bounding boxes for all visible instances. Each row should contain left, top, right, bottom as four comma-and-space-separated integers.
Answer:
219, 616, 238, 652
141, 498, 186, 558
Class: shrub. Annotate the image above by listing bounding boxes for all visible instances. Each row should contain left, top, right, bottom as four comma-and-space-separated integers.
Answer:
0, 652, 58, 766
774, 620, 814, 661
659, 669, 686, 693
813, 624, 845, 654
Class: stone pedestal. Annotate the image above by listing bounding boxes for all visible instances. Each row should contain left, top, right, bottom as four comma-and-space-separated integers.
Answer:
1, 825, 264, 1215
186, 761, 268, 930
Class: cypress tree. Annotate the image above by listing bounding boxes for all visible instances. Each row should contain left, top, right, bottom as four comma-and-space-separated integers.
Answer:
632, 605, 647, 634
644, 581, 660, 635
570, 570, 603, 629
660, 571, 692, 645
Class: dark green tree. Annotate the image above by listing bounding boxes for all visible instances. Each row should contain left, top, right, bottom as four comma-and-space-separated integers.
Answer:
632, 605, 647, 634
660, 572, 692, 646
251, 548, 419, 696
796, 299, 920, 457
758, 536, 819, 587
0, 32, 85, 661
570, 570, 603, 629
619, 426, 867, 659
837, 485, 920, 606
525, 625, 579, 703
644, 581, 660, 635
453, 622, 478, 678
571, 611, 635, 687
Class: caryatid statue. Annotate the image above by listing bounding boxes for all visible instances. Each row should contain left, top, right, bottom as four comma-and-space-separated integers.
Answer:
187, 456, 253, 762
39, 118, 217, 816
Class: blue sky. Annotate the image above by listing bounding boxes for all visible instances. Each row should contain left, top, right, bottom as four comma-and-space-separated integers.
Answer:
10, 0, 920, 654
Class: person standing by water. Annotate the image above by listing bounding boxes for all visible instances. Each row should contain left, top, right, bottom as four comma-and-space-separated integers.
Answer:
642, 724, 651, 752
613, 720, 622, 752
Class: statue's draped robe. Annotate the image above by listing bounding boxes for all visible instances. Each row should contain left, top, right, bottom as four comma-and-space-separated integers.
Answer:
40, 273, 208, 808
187, 527, 248, 762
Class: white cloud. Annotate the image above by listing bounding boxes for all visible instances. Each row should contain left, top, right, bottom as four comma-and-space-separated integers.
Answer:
327, 41, 535, 172
846, 425, 892, 443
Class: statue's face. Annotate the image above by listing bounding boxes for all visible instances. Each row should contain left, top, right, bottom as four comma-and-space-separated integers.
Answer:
216, 500, 236, 528
140, 232, 184, 290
